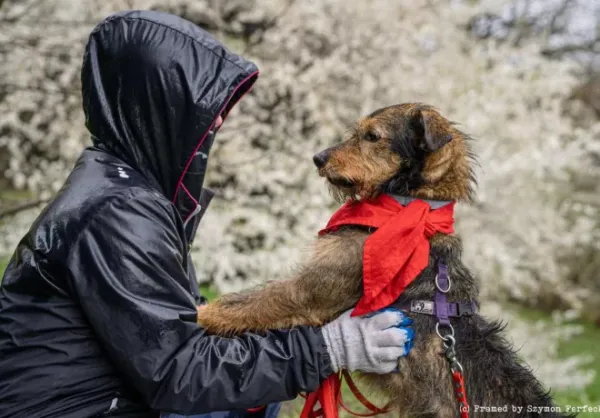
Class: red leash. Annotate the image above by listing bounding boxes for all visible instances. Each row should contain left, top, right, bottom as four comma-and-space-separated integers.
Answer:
452, 370, 469, 418
299, 371, 390, 418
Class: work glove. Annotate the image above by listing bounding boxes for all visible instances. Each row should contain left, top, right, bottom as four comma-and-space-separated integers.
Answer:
321, 308, 414, 374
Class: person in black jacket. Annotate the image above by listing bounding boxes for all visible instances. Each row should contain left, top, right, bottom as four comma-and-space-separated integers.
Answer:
0, 10, 414, 418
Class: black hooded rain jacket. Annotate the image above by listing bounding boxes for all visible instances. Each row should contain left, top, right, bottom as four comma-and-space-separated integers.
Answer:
0, 10, 332, 418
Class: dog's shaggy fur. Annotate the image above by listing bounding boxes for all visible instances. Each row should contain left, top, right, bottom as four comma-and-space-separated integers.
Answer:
196, 103, 572, 418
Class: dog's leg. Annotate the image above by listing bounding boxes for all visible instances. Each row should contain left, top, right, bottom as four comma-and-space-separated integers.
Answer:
196, 230, 366, 336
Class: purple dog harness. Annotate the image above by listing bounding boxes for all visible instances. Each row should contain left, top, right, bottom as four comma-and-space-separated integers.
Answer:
396, 260, 474, 417
395, 262, 477, 322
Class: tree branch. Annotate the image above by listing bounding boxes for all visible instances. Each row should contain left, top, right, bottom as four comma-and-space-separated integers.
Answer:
543, 0, 573, 46
0, 198, 49, 220
541, 39, 600, 58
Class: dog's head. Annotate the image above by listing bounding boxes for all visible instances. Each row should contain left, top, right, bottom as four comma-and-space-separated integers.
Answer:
313, 103, 476, 202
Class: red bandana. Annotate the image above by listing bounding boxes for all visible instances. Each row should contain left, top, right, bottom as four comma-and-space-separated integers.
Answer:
318, 195, 455, 316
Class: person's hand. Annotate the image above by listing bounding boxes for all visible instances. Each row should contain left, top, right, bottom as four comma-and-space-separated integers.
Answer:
321, 308, 414, 374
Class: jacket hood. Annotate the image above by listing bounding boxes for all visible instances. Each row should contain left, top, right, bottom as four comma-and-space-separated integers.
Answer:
81, 10, 258, 239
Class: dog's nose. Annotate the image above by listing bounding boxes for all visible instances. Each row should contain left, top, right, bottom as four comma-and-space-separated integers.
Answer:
313, 151, 330, 168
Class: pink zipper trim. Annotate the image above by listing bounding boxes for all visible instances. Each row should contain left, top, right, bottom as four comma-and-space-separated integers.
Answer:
181, 183, 199, 206
172, 70, 259, 208
181, 183, 200, 225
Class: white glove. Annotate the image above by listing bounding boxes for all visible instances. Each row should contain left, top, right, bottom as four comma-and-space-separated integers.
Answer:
322, 308, 414, 374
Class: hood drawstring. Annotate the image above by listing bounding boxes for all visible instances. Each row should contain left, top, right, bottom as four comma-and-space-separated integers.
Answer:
183, 204, 202, 230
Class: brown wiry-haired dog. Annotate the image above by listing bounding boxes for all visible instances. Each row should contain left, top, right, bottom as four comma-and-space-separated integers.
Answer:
196, 103, 571, 418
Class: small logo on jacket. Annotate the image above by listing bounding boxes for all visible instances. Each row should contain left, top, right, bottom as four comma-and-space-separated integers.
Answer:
117, 167, 129, 179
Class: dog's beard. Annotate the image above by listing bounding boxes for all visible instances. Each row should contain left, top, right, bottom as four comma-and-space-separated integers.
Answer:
323, 171, 384, 203
328, 184, 350, 203
329, 181, 389, 203
327, 180, 362, 203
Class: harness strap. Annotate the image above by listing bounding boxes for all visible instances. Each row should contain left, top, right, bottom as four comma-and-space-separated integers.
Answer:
435, 262, 451, 326
393, 299, 477, 318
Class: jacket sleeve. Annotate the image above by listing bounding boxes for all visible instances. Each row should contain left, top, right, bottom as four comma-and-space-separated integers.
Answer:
65, 191, 333, 414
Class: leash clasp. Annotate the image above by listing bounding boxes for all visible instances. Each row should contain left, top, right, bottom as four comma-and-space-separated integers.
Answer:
443, 335, 464, 374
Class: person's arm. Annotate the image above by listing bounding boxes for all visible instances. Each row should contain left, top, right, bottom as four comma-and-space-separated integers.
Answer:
66, 190, 332, 414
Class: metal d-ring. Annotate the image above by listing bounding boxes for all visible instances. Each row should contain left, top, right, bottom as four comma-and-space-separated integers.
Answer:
435, 273, 451, 293
435, 322, 455, 341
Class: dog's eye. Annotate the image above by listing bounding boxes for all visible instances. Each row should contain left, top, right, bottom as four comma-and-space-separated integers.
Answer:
364, 132, 379, 142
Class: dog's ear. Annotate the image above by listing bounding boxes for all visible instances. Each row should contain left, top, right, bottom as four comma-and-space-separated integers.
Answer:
409, 108, 453, 152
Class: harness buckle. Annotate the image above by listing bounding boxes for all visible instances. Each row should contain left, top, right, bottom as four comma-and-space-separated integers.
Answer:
456, 302, 467, 317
